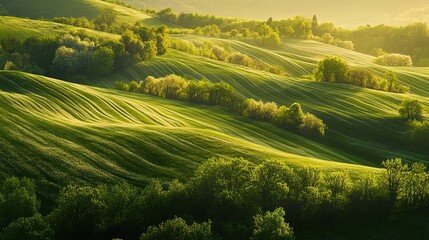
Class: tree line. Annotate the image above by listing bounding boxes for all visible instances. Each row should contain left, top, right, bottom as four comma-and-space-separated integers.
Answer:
0, 22, 169, 80
155, 8, 429, 66
115, 74, 326, 138
311, 56, 410, 93
170, 39, 286, 75
1, 157, 429, 240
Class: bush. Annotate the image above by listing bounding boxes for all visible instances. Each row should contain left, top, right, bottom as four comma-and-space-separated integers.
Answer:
251, 208, 294, 240
299, 113, 326, 137
374, 53, 413, 67
313, 56, 348, 83
140, 217, 215, 240
2, 214, 54, 240
408, 120, 429, 145
398, 98, 424, 120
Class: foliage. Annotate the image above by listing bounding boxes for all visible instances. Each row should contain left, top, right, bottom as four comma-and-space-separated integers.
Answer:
399, 98, 424, 120
0, 177, 39, 229
299, 113, 326, 137
374, 53, 413, 67
313, 56, 409, 93
408, 120, 429, 145
381, 158, 409, 207
116, 75, 325, 138
170, 39, 286, 75
2, 214, 54, 240
52, 185, 106, 240
251, 208, 294, 240
313, 56, 348, 83
140, 217, 215, 240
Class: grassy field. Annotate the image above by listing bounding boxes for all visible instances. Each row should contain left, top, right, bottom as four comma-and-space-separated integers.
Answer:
0, 0, 170, 26
0, 16, 119, 40
1, 16, 429, 201
0, 71, 380, 199
98, 36, 429, 167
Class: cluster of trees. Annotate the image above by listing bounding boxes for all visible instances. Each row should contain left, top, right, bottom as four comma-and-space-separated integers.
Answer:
115, 74, 325, 138
374, 53, 413, 67
51, 7, 123, 33
0, 23, 168, 79
398, 98, 428, 146
312, 56, 410, 93
157, 8, 429, 66
242, 99, 326, 137
311, 19, 429, 66
170, 39, 285, 75
156, 8, 311, 45
2, 157, 428, 239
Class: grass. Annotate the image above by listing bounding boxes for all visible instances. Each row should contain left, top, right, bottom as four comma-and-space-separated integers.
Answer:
99, 36, 429, 166
0, 0, 171, 27
0, 16, 119, 40
1, 16, 429, 201
0, 71, 379, 197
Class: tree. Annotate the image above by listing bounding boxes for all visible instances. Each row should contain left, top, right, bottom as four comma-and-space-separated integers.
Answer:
140, 217, 215, 240
312, 15, 319, 35
313, 56, 349, 83
2, 214, 54, 240
251, 161, 293, 209
88, 46, 114, 75
97, 7, 118, 26
0, 177, 40, 229
52, 185, 106, 240
398, 98, 424, 120
251, 208, 294, 240
381, 158, 409, 207
299, 113, 326, 137
385, 70, 399, 92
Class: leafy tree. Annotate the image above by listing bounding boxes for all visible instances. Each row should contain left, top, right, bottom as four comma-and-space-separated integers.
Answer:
398, 98, 424, 120
89, 46, 115, 75
189, 158, 253, 221
140, 217, 215, 240
408, 120, 429, 145
299, 113, 326, 137
251, 160, 293, 209
0, 177, 39, 228
251, 208, 294, 240
142, 40, 157, 60
313, 56, 349, 83
282, 102, 304, 129
4, 61, 18, 70
52, 185, 106, 240
97, 6, 118, 26
381, 158, 409, 207
120, 30, 145, 61
2, 214, 54, 240
401, 162, 429, 208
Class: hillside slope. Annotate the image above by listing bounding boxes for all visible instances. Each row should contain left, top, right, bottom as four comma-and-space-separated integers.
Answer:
100, 38, 429, 166
0, 0, 167, 26
0, 71, 378, 196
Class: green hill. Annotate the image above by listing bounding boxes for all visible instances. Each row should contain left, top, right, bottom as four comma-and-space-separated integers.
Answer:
0, 16, 119, 40
0, 0, 167, 26
0, 71, 378, 197
100, 37, 429, 166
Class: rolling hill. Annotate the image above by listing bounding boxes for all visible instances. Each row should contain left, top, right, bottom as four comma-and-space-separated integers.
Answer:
1, 16, 428, 201
0, 71, 378, 199
0, 0, 168, 26
100, 36, 429, 166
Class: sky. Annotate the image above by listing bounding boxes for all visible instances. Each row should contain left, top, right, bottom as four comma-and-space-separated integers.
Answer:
135, 0, 429, 28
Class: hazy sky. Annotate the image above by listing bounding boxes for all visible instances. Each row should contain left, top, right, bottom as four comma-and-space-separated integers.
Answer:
138, 0, 429, 28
